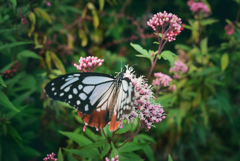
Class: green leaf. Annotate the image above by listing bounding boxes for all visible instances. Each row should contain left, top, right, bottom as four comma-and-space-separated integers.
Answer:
200, 37, 208, 55
58, 148, 64, 161
81, 141, 108, 149
64, 148, 99, 158
99, 0, 105, 11
100, 144, 110, 159
168, 154, 173, 161
201, 18, 218, 26
116, 124, 131, 134
28, 12, 36, 37
0, 91, 19, 112
196, 67, 220, 76
0, 41, 33, 51
0, 76, 7, 87
110, 142, 118, 158
34, 8, 52, 24
161, 50, 176, 67
118, 152, 144, 161
130, 43, 150, 58
221, 53, 229, 72
8, 0, 17, 6
17, 50, 42, 60
118, 142, 146, 152
137, 134, 155, 143
0, 28, 18, 34
59, 131, 92, 146
143, 145, 154, 161
48, 51, 66, 74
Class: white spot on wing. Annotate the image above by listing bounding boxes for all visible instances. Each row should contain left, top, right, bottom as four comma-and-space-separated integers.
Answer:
74, 74, 81, 76
64, 85, 71, 92
83, 86, 94, 94
68, 94, 72, 99
60, 93, 64, 97
78, 85, 83, 90
60, 77, 79, 90
96, 108, 101, 112
122, 80, 128, 91
79, 93, 87, 100
73, 88, 78, 94
54, 92, 57, 95
85, 104, 89, 111
52, 87, 55, 91
82, 76, 113, 84
77, 100, 81, 105
52, 83, 54, 86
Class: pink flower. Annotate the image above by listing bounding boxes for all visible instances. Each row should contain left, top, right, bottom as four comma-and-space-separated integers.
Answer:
44, 0, 51, 6
225, 23, 235, 35
43, 152, 57, 161
152, 72, 172, 87
147, 11, 182, 42
190, 2, 209, 15
105, 155, 119, 161
169, 60, 188, 73
74, 56, 104, 72
187, 0, 194, 6
83, 125, 87, 132
168, 84, 176, 92
173, 73, 180, 79
122, 66, 165, 131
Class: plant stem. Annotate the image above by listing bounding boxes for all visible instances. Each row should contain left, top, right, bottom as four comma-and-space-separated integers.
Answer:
102, 129, 108, 141
117, 128, 142, 149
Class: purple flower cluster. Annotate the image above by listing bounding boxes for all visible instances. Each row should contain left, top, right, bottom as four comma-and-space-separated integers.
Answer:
188, 1, 209, 16
147, 11, 182, 42
105, 155, 119, 161
43, 153, 57, 161
74, 56, 104, 72
123, 66, 165, 131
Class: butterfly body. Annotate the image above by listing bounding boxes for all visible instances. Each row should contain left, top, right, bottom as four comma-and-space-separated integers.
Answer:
44, 72, 134, 131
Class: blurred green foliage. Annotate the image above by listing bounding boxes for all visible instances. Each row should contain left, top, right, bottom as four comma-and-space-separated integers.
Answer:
0, 0, 240, 160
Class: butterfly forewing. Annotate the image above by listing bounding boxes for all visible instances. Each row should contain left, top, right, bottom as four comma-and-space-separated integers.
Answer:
44, 73, 115, 115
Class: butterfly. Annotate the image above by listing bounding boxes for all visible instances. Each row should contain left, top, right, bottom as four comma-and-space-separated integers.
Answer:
44, 71, 135, 131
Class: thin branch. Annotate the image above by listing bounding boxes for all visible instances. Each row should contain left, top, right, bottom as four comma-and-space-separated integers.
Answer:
102, 129, 108, 141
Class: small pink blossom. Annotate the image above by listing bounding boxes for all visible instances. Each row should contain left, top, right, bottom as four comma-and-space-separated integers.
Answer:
44, 0, 51, 6
173, 73, 180, 79
225, 23, 235, 35
43, 152, 57, 161
169, 60, 188, 73
74, 56, 104, 72
147, 11, 182, 42
187, 0, 194, 6
83, 125, 87, 132
190, 2, 209, 15
105, 155, 119, 161
152, 72, 172, 87
168, 84, 176, 92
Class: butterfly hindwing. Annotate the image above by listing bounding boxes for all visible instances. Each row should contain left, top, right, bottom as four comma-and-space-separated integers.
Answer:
44, 72, 115, 115
115, 77, 135, 121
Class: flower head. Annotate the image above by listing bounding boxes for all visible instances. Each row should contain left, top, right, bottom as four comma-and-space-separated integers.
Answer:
43, 153, 57, 161
123, 66, 166, 131
225, 23, 235, 35
74, 56, 104, 72
147, 11, 182, 42
152, 72, 172, 87
169, 60, 188, 73
190, 2, 209, 16
168, 84, 176, 92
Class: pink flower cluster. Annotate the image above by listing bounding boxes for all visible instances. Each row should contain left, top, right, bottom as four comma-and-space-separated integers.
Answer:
169, 60, 188, 73
225, 23, 235, 35
152, 72, 172, 87
123, 66, 165, 131
43, 153, 57, 161
147, 11, 182, 42
169, 60, 188, 80
105, 155, 119, 161
74, 56, 104, 72
189, 2, 209, 14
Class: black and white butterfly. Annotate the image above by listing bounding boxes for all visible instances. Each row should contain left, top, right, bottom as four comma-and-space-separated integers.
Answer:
44, 72, 135, 131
